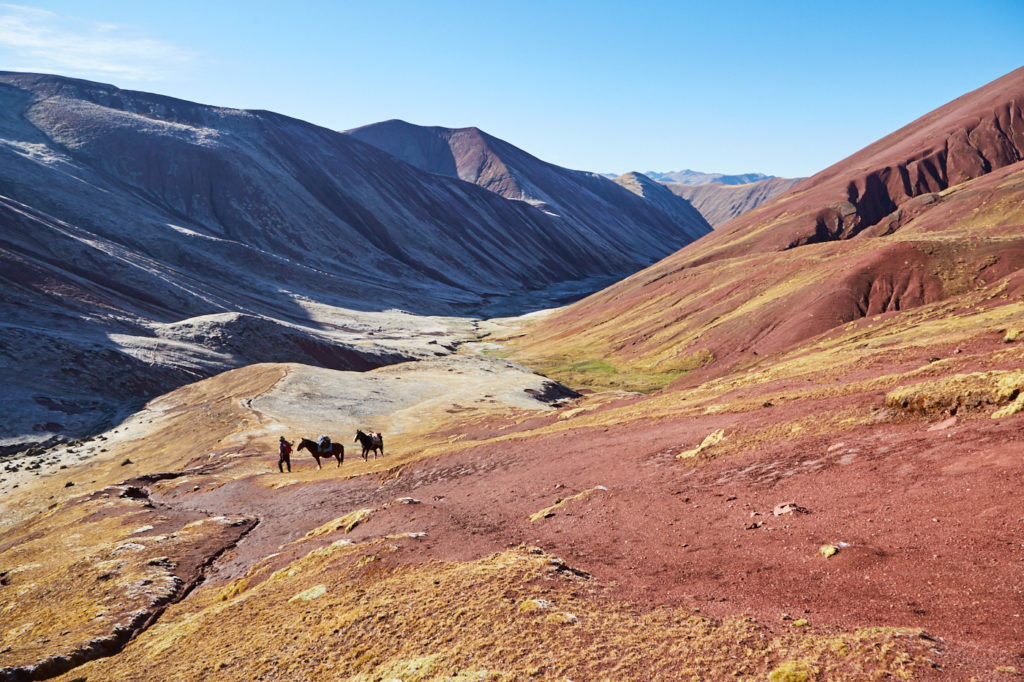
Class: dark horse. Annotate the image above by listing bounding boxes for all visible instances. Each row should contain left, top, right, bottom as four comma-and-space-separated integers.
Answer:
354, 430, 384, 460
296, 437, 344, 469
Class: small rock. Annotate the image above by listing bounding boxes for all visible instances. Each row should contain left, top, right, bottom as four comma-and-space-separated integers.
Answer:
64, 481, 74, 488
819, 544, 839, 558
288, 584, 327, 602
744, 521, 763, 530
121, 459, 132, 466
773, 502, 810, 516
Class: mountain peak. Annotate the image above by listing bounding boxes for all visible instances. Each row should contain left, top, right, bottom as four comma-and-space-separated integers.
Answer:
348, 120, 710, 241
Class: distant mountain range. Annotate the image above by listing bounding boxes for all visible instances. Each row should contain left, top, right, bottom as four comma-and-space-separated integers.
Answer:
661, 176, 805, 227
604, 168, 805, 227
643, 169, 773, 185
0, 73, 710, 450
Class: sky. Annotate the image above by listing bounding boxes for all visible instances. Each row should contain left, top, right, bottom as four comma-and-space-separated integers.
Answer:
1, 1, 1022, 178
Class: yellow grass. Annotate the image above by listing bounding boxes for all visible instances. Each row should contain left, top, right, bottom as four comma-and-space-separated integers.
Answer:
60, 545, 932, 681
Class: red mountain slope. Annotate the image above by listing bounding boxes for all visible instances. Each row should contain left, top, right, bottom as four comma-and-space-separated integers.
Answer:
687, 66, 1024, 263
511, 66, 1024, 388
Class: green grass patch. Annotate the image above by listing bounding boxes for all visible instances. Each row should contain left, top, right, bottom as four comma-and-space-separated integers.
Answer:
526, 353, 707, 394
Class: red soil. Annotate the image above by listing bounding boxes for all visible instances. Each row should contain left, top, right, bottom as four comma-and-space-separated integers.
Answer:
169, 377, 1024, 678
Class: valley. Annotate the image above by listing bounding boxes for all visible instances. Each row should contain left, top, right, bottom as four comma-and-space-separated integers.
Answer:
1, 64, 1024, 681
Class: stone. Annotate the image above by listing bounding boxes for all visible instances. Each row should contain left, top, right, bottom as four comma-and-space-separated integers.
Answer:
773, 502, 809, 516
288, 584, 327, 602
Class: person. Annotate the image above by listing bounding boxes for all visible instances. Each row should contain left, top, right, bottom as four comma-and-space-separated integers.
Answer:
317, 434, 331, 454
278, 436, 292, 473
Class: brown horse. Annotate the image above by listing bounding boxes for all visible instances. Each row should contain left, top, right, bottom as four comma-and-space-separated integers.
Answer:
354, 430, 384, 460
296, 437, 344, 469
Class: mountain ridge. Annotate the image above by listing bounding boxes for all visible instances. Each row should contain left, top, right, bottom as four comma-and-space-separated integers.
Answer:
643, 169, 773, 185
346, 119, 711, 245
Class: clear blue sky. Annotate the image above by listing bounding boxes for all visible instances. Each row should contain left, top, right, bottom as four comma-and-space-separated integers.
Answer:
2, 1, 1022, 178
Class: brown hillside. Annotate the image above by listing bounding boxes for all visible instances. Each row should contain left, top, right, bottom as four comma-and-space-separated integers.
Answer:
508, 67, 1024, 389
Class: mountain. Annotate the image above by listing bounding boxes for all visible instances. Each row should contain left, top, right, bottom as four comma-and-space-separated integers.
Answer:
609, 171, 723, 229
661, 175, 806, 227
0, 72, 709, 451
510, 66, 1024, 388
346, 119, 710, 245
644, 169, 772, 185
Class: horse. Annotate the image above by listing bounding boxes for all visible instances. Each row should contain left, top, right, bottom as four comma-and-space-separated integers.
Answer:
354, 430, 384, 460
296, 437, 344, 469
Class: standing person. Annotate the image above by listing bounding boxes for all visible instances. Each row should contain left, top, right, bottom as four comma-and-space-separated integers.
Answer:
278, 436, 293, 473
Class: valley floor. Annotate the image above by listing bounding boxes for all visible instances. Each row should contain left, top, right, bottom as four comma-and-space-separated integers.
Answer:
1, 309, 1023, 681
